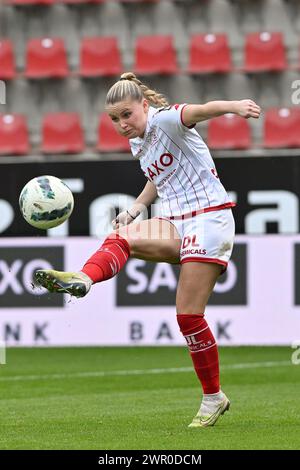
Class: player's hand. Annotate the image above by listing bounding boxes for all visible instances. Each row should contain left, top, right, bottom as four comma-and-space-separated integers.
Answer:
235, 99, 261, 119
112, 210, 138, 230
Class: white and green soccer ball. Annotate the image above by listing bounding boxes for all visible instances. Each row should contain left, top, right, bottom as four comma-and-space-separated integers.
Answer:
19, 175, 74, 230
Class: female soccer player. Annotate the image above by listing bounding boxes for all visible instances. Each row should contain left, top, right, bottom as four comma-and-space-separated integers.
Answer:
35, 72, 261, 428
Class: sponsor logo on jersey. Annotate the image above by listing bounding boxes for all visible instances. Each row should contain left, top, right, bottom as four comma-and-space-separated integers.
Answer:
145, 129, 159, 147
143, 153, 174, 181
181, 248, 207, 256
181, 235, 207, 256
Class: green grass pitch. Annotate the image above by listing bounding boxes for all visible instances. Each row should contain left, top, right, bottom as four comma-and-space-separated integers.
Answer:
0, 346, 299, 450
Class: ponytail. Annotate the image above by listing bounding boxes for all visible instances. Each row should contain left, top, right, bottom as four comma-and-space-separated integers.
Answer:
105, 72, 169, 108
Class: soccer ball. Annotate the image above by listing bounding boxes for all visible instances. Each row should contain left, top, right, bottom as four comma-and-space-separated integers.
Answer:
19, 175, 74, 230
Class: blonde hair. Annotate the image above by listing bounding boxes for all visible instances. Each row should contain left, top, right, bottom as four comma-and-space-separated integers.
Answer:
105, 72, 169, 108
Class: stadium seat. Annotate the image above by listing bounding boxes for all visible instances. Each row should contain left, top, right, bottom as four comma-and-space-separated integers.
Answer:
0, 40, 16, 80
244, 32, 287, 72
187, 33, 232, 74
0, 114, 29, 156
134, 35, 179, 75
79, 37, 122, 77
97, 113, 131, 152
41, 113, 84, 154
263, 107, 300, 148
25, 38, 68, 79
207, 114, 251, 149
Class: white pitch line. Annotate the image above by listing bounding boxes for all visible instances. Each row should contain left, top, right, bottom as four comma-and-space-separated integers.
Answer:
0, 360, 294, 383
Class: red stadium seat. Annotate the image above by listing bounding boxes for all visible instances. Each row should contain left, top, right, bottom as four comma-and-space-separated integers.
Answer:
97, 113, 131, 152
42, 113, 84, 154
79, 37, 122, 77
0, 114, 29, 156
188, 33, 232, 74
244, 32, 287, 72
263, 107, 300, 148
0, 40, 16, 80
134, 35, 179, 75
207, 114, 251, 150
25, 38, 68, 79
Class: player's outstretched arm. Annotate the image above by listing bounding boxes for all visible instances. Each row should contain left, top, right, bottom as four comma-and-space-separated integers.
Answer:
112, 181, 157, 229
182, 100, 261, 127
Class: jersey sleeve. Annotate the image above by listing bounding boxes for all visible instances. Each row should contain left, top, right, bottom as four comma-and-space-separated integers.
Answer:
155, 104, 196, 135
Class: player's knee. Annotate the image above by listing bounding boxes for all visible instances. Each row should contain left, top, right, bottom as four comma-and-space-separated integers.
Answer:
111, 228, 137, 256
176, 294, 207, 315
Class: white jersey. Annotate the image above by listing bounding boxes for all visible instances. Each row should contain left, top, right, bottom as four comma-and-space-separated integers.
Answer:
129, 104, 234, 218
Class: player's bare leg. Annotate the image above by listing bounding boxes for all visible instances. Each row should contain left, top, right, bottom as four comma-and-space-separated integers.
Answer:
176, 262, 230, 428
35, 218, 181, 297
117, 217, 181, 264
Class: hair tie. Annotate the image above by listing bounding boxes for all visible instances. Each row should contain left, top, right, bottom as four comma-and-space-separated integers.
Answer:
127, 210, 139, 220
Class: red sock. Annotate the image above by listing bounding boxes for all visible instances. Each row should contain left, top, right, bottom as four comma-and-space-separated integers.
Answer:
177, 314, 220, 394
81, 234, 130, 283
